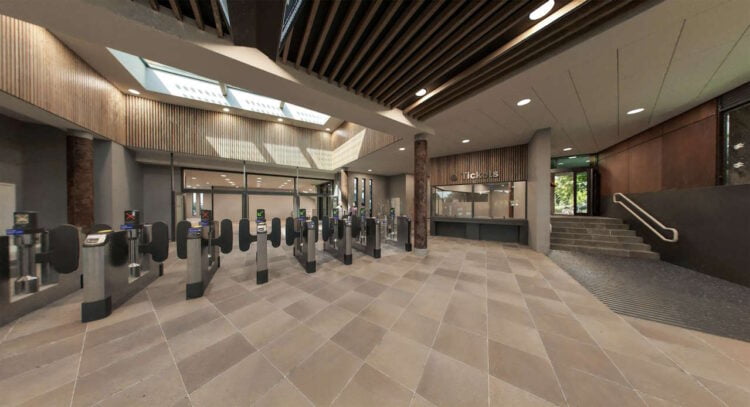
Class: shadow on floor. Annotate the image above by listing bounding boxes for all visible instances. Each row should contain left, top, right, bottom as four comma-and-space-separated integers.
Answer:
549, 250, 750, 342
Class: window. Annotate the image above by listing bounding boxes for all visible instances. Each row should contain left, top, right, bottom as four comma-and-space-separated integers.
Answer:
723, 102, 750, 185
353, 178, 358, 207
361, 178, 366, 207
432, 185, 473, 218
432, 182, 526, 219
369, 179, 373, 217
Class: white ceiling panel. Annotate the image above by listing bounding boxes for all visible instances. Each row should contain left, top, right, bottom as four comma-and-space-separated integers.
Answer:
568, 50, 619, 151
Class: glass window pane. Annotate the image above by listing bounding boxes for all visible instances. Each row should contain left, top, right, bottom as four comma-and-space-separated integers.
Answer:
725, 104, 750, 185
432, 185, 472, 218
473, 184, 491, 218
575, 172, 589, 214
554, 173, 574, 215
353, 178, 358, 207
511, 181, 526, 219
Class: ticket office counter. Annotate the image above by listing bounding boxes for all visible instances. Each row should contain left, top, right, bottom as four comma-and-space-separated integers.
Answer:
430, 217, 528, 244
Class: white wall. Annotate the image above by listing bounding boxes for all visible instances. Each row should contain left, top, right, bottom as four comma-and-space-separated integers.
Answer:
528, 129, 551, 253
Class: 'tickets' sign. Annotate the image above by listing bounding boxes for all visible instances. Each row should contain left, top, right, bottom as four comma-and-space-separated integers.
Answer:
450, 170, 500, 182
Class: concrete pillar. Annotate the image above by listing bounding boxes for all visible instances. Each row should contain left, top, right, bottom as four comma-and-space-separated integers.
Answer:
66, 132, 94, 227
528, 128, 551, 253
414, 134, 429, 255
336, 168, 349, 209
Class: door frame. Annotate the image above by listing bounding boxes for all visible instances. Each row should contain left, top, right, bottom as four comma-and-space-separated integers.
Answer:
551, 167, 593, 216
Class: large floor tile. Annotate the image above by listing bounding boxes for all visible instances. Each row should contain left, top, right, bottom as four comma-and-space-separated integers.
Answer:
288, 341, 362, 406
190, 352, 283, 406
333, 363, 413, 407
416, 350, 489, 407
488, 340, 565, 405
367, 331, 431, 390
262, 324, 326, 374
331, 317, 386, 359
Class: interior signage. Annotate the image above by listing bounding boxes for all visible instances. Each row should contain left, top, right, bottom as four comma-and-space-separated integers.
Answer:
451, 170, 500, 181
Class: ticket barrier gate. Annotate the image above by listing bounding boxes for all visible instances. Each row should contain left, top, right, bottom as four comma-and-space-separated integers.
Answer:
80, 210, 169, 322
239, 209, 281, 285
176, 210, 233, 299
351, 214, 381, 258
385, 208, 412, 252
1, 211, 80, 325
285, 209, 317, 273
322, 209, 352, 265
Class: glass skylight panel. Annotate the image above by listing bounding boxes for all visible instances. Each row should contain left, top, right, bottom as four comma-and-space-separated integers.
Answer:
228, 88, 285, 116
143, 58, 217, 83
285, 103, 330, 125
152, 70, 228, 106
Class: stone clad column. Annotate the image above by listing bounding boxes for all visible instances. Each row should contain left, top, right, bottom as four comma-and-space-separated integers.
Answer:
66, 132, 94, 227
336, 168, 349, 209
528, 128, 551, 253
414, 134, 428, 255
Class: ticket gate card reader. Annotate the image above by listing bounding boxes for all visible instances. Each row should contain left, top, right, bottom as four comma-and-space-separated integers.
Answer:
239, 209, 282, 285
322, 209, 352, 265
351, 214, 381, 259
385, 208, 412, 252
285, 209, 316, 274
177, 210, 233, 299
120, 210, 163, 277
80, 219, 168, 322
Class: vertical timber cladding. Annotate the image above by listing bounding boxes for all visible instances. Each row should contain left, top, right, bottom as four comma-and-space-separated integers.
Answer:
430, 145, 528, 186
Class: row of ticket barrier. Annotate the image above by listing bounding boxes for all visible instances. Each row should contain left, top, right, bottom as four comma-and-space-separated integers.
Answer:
1, 208, 411, 325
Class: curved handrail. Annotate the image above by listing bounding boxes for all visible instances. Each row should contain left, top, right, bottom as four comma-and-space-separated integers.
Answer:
612, 193, 678, 242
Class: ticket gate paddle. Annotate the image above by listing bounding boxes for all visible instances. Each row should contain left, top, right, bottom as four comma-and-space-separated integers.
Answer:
322, 209, 352, 265
385, 208, 412, 252
239, 209, 281, 284
1, 211, 80, 325
80, 212, 169, 322
351, 214, 381, 259
176, 210, 233, 299
285, 209, 316, 273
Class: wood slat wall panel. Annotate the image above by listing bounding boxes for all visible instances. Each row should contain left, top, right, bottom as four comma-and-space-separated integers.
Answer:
430, 144, 528, 186
0, 15, 125, 143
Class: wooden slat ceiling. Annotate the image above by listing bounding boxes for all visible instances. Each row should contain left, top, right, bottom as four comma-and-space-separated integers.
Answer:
135, 0, 231, 38
280, 0, 643, 120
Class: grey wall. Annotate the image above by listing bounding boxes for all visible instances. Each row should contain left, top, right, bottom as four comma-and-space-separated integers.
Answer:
528, 129, 551, 253
0, 114, 67, 227
346, 172, 389, 216
94, 140, 142, 228
387, 174, 415, 219
141, 164, 172, 226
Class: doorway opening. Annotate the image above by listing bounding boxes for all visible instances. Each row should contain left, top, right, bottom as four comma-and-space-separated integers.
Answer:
552, 168, 593, 216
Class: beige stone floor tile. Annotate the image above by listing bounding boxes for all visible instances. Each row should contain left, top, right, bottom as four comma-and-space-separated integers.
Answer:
625, 317, 710, 350
0, 332, 83, 381
304, 304, 356, 338
691, 331, 750, 370
556, 367, 645, 407
98, 365, 187, 407
289, 341, 362, 406
407, 287, 451, 321
404, 270, 430, 282
311, 283, 348, 302
607, 350, 725, 407
190, 352, 282, 406
333, 363, 413, 407
416, 350, 489, 407
530, 308, 595, 345
488, 339, 565, 406
266, 286, 309, 309
356, 280, 389, 297
336, 275, 368, 290
488, 316, 548, 359
225, 299, 278, 329
638, 393, 683, 407
489, 376, 557, 407
378, 286, 415, 308
334, 291, 374, 314
241, 309, 300, 348
331, 316, 386, 359
254, 379, 313, 407
297, 277, 327, 294
284, 295, 329, 321
392, 277, 425, 293
262, 324, 326, 374
152, 296, 212, 323
433, 323, 488, 372
16, 381, 75, 407
540, 331, 629, 386
524, 296, 569, 317
367, 331, 431, 391
455, 280, 486, 297
411, 393, 438, 407
212, 290, 263, 314
360, 299, 404, 329
0, 353, 79, 406
653, 340, 750, 391
369, 271, 400, 286
697, 376, 750, 407
177, 333, 256, 393
168, 316, 236, 361
80, 324, 164, 375
442, 300, 487, 336
159, 306, 221, 340
0, 321, 85, 358
392, 310, 441, 347
424, 274, 457, 291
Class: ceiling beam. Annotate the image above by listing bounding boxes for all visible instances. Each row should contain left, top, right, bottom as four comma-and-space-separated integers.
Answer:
295, 0, 320, 69
328, 0, 382, 83
317, 0, 359, 79
209, 0, 223, 37
226, 0, 285, 60
188, 0, 204, 30
281, 27, 293, 63
148, 0, 159, 11
167, 0, 182, 20
347, 0, 427, 90
307, 0, 341, 74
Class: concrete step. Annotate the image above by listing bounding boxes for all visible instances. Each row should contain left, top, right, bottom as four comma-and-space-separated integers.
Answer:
551, 237, 651, 251
551, 216, 623, 225
550, 244, 660, 260
551, 221, 629, 230
551, 227, 637, 236
551, 232, 643, 243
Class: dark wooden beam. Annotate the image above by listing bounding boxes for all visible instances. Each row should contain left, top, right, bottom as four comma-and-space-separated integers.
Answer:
328, 0, 382, 83
307, 0, 341, 73
281, 27, 293, 63
227, 0, 285, 60
167, 0, 183, 20
188, 0, 204, 30
338, 0, 400, 87
148, 0, 159, 11
318, 0, 359, 79
209, 0, 223, 37
295, 0, 320, 69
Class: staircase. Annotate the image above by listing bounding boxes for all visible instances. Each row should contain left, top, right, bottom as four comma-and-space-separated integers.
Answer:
551, 216, 660, 260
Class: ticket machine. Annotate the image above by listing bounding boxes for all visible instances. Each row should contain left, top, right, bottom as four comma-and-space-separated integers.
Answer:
285, 208, 317, 273
176, 209, 233, 299
385, 208, 412, 251
351, 209, 381, 258
322, 208, 352, 265
239, 209, 281, 284
80, 211, 169, 322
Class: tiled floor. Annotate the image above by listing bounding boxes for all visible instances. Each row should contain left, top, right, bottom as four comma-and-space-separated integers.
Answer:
1, 236, 749, 406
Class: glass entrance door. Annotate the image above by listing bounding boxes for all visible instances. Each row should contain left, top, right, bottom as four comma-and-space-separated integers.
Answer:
553, 169, 590, 216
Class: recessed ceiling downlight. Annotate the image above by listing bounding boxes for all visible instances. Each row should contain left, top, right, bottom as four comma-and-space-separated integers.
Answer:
563, 147, 573, 152
128, 88, 140, 95
398, 147, 406, 151
222, 107, 230, 112
627, 107, 645, 115
462, 139, 470, 144
415, 88, 427, 97
277, 118, 283, 122
529, 0, 555, 20
516, 98, 531, 106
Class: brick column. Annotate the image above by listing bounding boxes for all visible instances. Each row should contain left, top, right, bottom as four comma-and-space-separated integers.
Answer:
66, 133, 94, 227
414, 134, 428, 254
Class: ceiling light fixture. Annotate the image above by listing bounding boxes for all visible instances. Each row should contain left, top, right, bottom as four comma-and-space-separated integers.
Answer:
569, 156, 577, 159
367, 169, 372, 172
627, 108, 645, 115
277, 118, 283, 122
128, 88, 140, 95
398, 147, 406, 151
516, 98, 531, 106
462, 139, 470, 144
415, 88, 427, 97
563, 147, 573, 152
529, 0, 555, 20
325, 128, 331, 131
220, 174, 226, 177
222, 107, 229, 112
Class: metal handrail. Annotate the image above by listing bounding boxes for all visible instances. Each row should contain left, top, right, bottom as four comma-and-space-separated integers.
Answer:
612, 193, 678, 242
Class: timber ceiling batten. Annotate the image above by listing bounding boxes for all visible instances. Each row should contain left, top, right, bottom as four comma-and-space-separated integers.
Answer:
281, 0, 643, 119
132, 0, 231, 38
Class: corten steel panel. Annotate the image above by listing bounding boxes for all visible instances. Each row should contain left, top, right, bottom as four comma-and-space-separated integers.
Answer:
661, 100, 717, 134
429, 145, 528, 186
598, 153, 630, 196
628, 137, 662, 194
0, 16, 126, 143
661, 116, 718, 190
